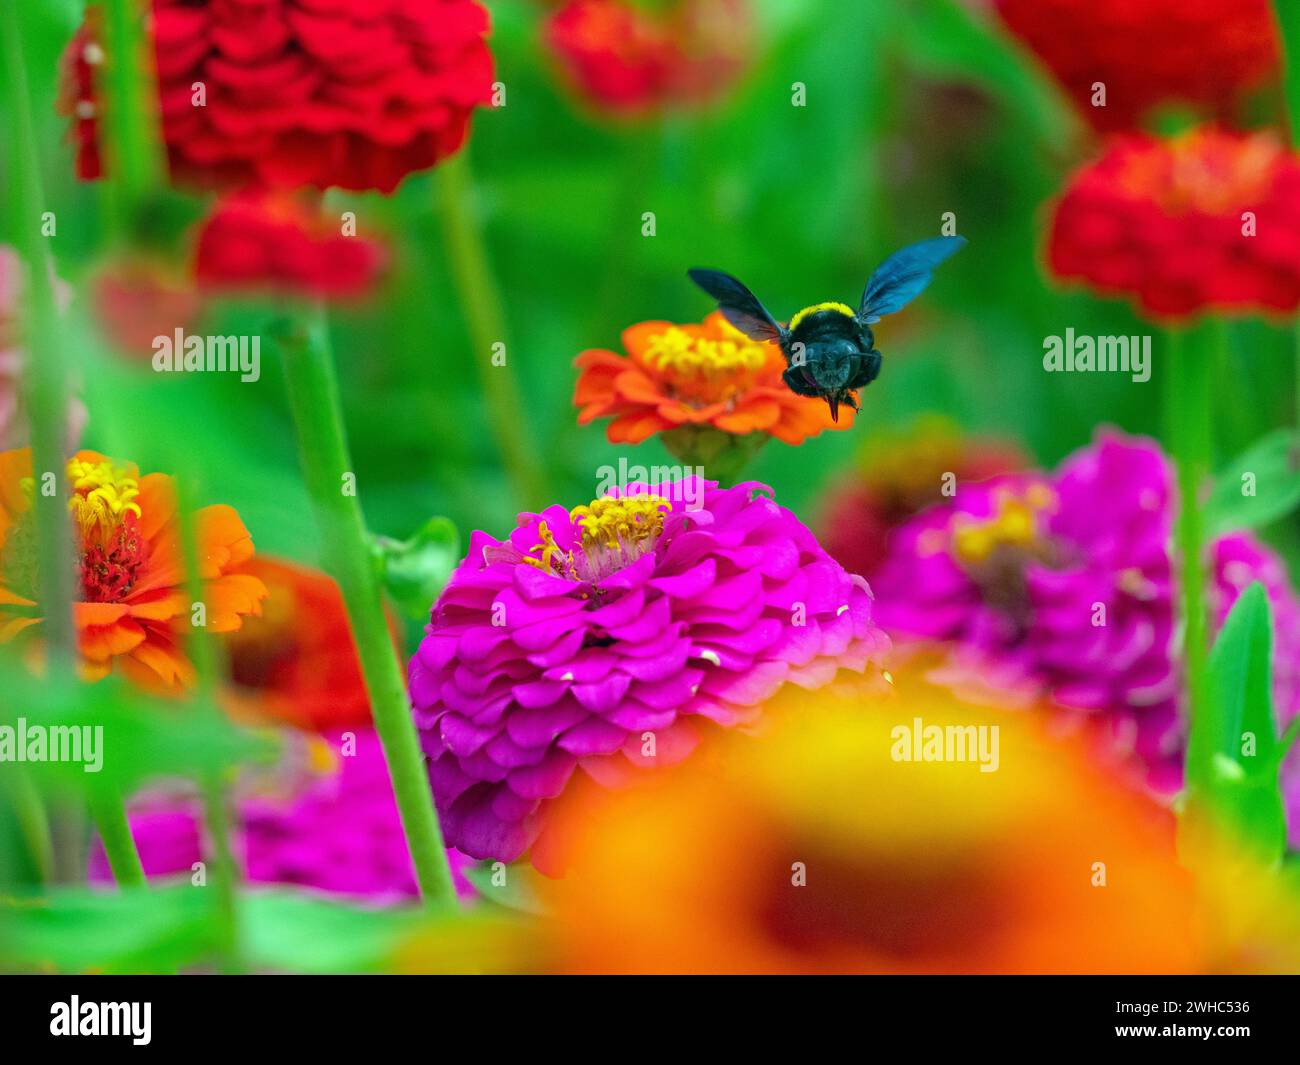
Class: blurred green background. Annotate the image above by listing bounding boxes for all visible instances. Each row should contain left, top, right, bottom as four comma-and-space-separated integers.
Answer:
6, 0, 1298, 606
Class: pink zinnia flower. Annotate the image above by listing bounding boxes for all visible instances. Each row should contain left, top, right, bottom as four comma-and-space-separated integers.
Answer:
0, 246, 81, 449
91, 728, 474, 902
409, 477, 890, 863
872, 430, 1300, 807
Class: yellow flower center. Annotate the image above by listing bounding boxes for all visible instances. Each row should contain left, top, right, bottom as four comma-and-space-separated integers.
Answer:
571, 495, 670, 551
950, 485, 1055, 567
640, 325, 769, 405
65, 457, 142, 539
523, 495, 671, 583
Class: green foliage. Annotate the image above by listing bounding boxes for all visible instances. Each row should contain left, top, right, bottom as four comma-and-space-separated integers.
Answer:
1181, 583, 1289, 865
1208, 429, 1300, 537
374, 516, 462, 620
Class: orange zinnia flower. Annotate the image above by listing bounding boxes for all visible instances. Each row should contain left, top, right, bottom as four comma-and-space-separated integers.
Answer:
574, 311, 850, 446
222, 556, 391, 734
538, 676, 1292, 973
0, 448, 267, 689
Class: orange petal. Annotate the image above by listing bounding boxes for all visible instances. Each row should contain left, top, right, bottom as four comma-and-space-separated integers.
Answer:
124, 588, 189, 622
73, 601, 130, 628
197, 505, 255, 575
78, 617, 146, 662
607, 411, 672, 444
205, 572, 269, 631
135, 472, 178, 541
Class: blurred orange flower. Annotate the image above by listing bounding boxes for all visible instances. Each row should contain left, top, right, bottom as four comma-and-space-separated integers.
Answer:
539, 675, 1277, 974
0, 448, 266, 689
222, 556, 389, 733
574, 311, 850, 446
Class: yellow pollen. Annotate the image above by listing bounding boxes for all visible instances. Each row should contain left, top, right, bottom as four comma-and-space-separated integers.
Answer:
787, 301, 855, 333
641, 326, 768, 380
523, 520, 574, 576
951, 485, 1054, 567
570, 495, 670, 552
65, 457, 143, 537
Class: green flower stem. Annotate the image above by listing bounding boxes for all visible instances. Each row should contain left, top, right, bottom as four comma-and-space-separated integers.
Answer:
278, 303, 458, 907
3, 1, 146, 888
1, 1, 76, 661
1275, 0, 1300, 428
87, 790, 146, 887
100, 0, 166, 238
9, 768, 54, 884
1164, 327, 1213, 748
661, 425, 768, 486
176, 482, 242, 970
436, 151, 546, 508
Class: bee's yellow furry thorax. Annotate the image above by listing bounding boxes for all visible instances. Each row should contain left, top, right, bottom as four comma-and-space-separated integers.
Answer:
787, 301, 856, 332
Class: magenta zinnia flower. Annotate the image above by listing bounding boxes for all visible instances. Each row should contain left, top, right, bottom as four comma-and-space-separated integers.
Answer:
91, 728, 474, 902
409, 477, 889, 863
872, 430, 1300, 806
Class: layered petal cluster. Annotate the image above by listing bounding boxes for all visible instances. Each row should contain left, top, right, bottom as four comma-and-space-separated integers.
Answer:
545, 0, 751, 117
820, 416, 1027, 581
574, 311, 848, 446
1048, 128, 1300, 317
995, 0, 1277, 131
0, 448, 266, 689
195, 190, 385, 297
409, 477, 889, 863
60, 0, 495, 193
223, 555, 393, 733
91, 728, 475, 902
871, 431, 1300, 797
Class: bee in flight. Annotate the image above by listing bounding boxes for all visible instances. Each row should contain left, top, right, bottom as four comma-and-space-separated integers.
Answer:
688, 235, 967, 421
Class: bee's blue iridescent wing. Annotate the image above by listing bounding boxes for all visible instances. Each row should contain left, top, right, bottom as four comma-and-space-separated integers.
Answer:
857, 236, 967, 324
688, 268, 786, 343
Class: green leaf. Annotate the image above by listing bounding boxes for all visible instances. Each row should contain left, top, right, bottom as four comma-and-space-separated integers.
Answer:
0, 659, 279, 798
1, 884, 217, 974
373, 516, 462, 620
1207, 428, 1300, 536
1275, 0, 1300, 150
1180, 583, 1287, 865
240, 890, 427, 974
461, 860, 547, 916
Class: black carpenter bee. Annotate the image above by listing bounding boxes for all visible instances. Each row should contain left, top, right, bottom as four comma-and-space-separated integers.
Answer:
688, 235, 967, 421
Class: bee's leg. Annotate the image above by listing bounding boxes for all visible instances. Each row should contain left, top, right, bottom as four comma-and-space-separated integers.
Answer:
782, 364, 823, 398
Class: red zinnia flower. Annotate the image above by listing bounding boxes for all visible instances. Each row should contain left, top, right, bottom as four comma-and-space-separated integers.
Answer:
995, 0, 1277, 132
544, 0, 751, 117
60, 0, 495, 193
222, 556, 392, 734
195, 190, 385, 298
92, 256, 205, 362
1047, 127, 1300, 318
